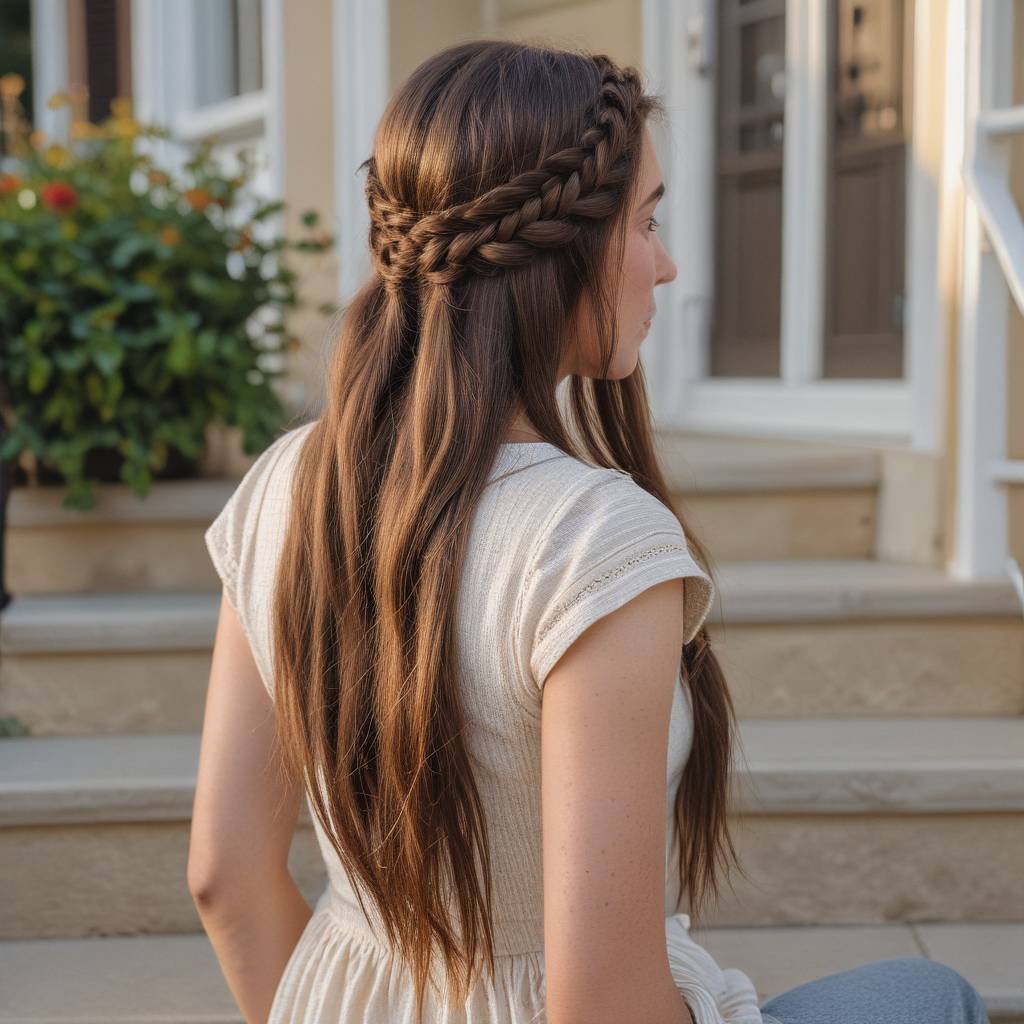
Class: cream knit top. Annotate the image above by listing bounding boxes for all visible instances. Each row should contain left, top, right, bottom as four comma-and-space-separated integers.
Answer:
204, 419, 764, 1024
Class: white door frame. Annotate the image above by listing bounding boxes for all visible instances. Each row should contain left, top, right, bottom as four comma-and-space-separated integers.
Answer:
29, 0, 69, 141
642, 0, 943, 448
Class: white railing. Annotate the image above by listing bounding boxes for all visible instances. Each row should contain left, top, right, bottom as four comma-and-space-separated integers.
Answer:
966, 99, 1024, 314
957, 0, 1024, 607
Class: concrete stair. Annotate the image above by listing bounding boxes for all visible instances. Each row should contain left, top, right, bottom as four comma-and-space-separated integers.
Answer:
693, 921, 1024, 1024
2, 719, 1022, 940
6, 479, 233, 595
2, 430, 1019, 1019
0, 921, 1021, 1023
3, 561, 1020, 735
5, 432, 887, 597
660, 433, 883, 563
0, 592, 219, 736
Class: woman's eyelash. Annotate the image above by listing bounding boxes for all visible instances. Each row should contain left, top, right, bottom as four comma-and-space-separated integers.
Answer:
647, 216, 661, 233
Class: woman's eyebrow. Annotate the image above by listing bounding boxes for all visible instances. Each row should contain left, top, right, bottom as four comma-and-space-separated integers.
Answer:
641, 181, 665, 208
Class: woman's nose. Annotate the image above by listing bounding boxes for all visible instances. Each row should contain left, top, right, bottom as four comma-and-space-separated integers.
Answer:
655, 238, 678, 286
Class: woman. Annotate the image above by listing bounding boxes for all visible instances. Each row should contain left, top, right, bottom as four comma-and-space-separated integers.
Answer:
188, 39, 991, 1024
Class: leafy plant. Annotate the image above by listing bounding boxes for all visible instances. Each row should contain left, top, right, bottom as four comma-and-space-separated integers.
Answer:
0, 716, 29, 737
0, 79, 334, 509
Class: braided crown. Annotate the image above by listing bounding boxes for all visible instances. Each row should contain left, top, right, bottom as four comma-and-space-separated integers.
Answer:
365, 61, 645, 291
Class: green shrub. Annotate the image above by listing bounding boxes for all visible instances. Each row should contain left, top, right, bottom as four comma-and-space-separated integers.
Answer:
0, 86, 333, 509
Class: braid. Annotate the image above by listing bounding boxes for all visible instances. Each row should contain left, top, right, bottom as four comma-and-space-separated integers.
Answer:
365, 61, 646, 292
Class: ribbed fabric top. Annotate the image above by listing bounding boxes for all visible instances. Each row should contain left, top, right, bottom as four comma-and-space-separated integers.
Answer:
204, 420, 764, 1024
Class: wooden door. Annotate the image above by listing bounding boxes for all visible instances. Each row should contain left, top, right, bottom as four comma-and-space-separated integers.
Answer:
823, 0, 910, 378
711, 0, 786, 378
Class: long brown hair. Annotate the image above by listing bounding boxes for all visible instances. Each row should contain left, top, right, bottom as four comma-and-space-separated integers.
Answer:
270, 38, 746, 1021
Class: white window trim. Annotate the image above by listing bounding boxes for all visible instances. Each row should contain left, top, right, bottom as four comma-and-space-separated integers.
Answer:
331, 0, 390, 306
130, 0, 289, 402
174, 91, 269, 146
131, 0, 284, 197
642, 0, 938, 446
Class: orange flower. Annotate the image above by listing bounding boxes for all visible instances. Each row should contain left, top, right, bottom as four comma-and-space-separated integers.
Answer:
159, 226, 181, 247
232, 227, 252, 252
0, 173, 21, 195
184, 187, 212, 212
43, 144, 71, 168
108, 117, 139, 139
70, 121, 102, 140
0, 73, 25, 99
147, 169, 170, 187
40, 181, 79, 212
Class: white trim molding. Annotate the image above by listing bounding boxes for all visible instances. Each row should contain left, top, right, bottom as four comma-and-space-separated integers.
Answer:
332, 0, 390, 306
779, 0, 827, 384
905, 0, 959, 454
679, 378, 911, 442
130, 0, 284, 198
173, 91, 269, 146
642, 0, 937, 446
641, 0, 716, 418
29, 0, 69, 141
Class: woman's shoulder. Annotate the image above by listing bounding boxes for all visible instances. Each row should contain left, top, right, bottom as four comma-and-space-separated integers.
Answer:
531, 457, 684, 547
204, 418, 317, 584
515, 461, 714, 690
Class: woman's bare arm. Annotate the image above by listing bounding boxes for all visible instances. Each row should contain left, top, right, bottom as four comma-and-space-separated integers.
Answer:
188, 590, 311, 1023
541, 577, 693, 1024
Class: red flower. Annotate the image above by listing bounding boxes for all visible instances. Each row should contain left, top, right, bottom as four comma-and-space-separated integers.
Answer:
0, 173, 20, 195
40, 180, 79, 212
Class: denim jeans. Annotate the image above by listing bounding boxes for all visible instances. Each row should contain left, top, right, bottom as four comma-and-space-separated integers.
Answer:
758, 956, 991, 1024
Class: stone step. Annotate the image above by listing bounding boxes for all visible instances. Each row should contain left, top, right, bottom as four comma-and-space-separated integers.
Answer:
2, 561, 1020, 735
4, 423, 258, 599
0, 591, 219, 736
7, 434, 885, 597
0, 921, 1020, 1023
659, 432, 883, 563
692, 920, 1024, 1024
0, 932, 245, 1023
1, 719, 1021, 940
714, 717, 1024, 927
711, 559, 1024, 718
7, 478, 232, 595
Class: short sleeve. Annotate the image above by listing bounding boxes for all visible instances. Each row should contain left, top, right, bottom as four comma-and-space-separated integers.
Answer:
204, 423, 313, 684
518, 470, 715, 692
